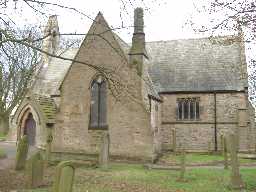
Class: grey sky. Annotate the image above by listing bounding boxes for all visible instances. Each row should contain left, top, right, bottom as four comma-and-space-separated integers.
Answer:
8, 0, 214, 42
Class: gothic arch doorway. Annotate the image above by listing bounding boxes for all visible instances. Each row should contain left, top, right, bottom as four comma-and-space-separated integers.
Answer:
23, 113, 36, 146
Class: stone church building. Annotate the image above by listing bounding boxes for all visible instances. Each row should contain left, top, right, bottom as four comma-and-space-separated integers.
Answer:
9, 8, 255, 161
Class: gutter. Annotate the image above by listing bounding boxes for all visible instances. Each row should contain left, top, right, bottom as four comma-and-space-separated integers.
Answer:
159, 90, 245, 95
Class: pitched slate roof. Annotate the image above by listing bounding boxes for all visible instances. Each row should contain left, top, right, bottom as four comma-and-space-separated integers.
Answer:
33, 94, 57, 124
32, 48, 78, 96
146, 36, 245, 92
33, 35, 245, 98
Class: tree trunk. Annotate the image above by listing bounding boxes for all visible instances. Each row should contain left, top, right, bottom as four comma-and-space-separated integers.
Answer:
0, 115, 9, 135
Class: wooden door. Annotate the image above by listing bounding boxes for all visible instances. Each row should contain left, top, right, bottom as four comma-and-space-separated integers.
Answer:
24, 113, 36, 146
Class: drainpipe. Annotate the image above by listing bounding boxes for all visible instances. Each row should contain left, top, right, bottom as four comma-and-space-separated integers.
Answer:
214, 92, 218, 151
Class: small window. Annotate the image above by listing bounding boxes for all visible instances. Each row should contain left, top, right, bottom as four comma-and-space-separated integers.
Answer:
89, 77, 108, 129
177, 98, 200, 120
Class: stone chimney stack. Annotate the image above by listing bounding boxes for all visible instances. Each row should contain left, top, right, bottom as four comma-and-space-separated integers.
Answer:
129, 8, 147, 76
42, 15, 60, 65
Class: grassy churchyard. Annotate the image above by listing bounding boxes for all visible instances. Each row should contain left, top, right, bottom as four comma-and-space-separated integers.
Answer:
0, 153, 255, 191
1, 136, 256, 192
160, 153, 256, 165
14, 162, 256, 192
0, 132, 6, 141
0, 148, 6, 159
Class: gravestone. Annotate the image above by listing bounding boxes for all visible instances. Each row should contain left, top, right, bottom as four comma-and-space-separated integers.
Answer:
229, 133, 245, 190
223, 136, 228, 170
99, 132, 110, 169
220, 134, 224, 155
15, 135, 29, 170
177, 148, 186, 182
52, 161, 75, 192
26, 152, 44, 188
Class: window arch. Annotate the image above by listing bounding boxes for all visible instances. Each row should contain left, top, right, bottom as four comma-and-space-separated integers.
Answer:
17, 106, 38, 145
89, 76, 108, 129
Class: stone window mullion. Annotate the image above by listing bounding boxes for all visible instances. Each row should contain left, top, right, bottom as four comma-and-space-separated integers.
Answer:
182, 101, 184, 120
188, 100, 191, 120
194, 101, 196, 120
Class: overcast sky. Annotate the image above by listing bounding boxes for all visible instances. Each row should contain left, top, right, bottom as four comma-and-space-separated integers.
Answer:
57, 0, 204, 42
8, 0, 217, 42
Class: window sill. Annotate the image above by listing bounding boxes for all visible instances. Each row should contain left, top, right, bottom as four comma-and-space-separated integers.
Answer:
88, 125, 108, 130
176, 119, 201, 121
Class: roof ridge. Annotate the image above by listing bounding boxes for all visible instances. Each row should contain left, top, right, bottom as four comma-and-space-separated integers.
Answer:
146, 34, 240, 44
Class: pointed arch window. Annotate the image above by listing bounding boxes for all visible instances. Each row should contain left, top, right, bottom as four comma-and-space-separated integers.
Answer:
89, 76, 108, 129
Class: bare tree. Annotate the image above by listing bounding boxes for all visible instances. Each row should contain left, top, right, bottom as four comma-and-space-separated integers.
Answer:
0, 27, 40, 134
0, 1, 106, 134
189, 0, 256, 40
0, 26, 84, 134
190, 0, 256, 104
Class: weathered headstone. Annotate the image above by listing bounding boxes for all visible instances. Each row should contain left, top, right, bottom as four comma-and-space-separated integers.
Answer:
52, 161, 75, 192
171, 129, 176, 154
220, 134, 224, 155
99, 132, 110, 169
177, 148, 186, 182
15, 135, 29, 170
229, 133, 245, 189
26, 152, 44, 188
223, 136, 228, 170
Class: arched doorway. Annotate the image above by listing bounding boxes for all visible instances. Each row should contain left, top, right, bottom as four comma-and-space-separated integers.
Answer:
23, 113, 36, 146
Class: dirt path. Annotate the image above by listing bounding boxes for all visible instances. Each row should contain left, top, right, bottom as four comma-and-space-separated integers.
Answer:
0, 142, 26, 191
0, 158, 15, 170
0, 141, 16, 170
0, 141, 16, 158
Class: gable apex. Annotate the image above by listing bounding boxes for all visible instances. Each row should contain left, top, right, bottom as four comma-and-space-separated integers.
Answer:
97, 11, 103, 16
58, 10, 129, 90
91, 11, 109, 29
74, 10, 128, 62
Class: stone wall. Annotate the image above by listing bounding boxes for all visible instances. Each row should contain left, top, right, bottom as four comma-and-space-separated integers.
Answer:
52, 13, 153, 160
160, 92, 255, 152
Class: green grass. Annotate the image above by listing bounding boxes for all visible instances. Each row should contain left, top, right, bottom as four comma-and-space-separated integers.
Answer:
20, 190, 48, 192
24, 163, 256, 192
0, 148, 6, 158
161, 153, 256, 164
0, 132, 6, 140
77, 164, 256, 192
